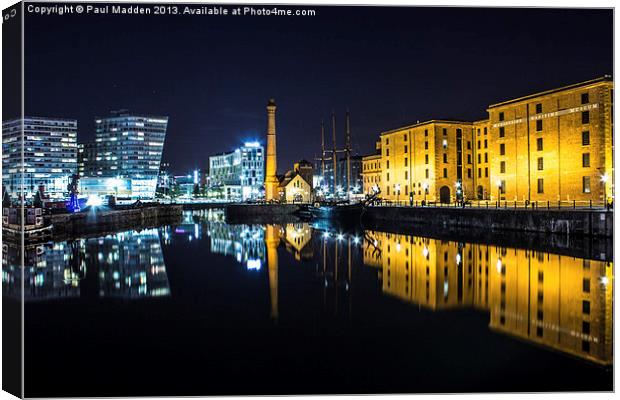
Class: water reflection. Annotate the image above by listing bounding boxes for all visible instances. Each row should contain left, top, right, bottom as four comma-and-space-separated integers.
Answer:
8, 210, 614, 367
2, 228, 169, 300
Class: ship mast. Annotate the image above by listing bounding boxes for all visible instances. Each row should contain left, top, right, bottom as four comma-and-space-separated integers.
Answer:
345, 110, 351, 201
332, 111, 338, 198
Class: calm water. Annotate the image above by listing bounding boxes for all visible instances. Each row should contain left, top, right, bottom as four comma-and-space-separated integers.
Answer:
3, 210, 613, 396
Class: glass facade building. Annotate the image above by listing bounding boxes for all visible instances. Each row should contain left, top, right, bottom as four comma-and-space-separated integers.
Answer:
2, 117, 78, 200
81, 111, 168, 200
208, 142, 264, 201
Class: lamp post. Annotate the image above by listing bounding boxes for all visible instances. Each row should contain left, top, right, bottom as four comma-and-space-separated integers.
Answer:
496, 179, 502, 203
601, 173, 609, 208
395, 183, 401, 205
423, 182, 428, 205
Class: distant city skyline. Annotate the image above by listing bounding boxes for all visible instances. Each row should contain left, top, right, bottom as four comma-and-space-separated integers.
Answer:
20, 6, 612, 174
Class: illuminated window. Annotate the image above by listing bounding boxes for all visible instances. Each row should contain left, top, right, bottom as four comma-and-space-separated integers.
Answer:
582, 131, 590, 146
442, 139, 448, 149
535, 103, 542, 114
499, 127, 505, 138
537, 157, 544, 170
581, 92, 589, 104
537, 178, 544, 193
536, 120, 543, 132
582, 111, 590, 124
582, 176, 591, 193
582, 153, 590, 167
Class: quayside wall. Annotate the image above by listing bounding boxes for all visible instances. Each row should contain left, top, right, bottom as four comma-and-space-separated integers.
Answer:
363, 206, 613, 238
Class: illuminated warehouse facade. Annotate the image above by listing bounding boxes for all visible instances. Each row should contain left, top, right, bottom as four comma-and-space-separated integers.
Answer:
208, 142, 264, 201
80, 111, 168, 200
363, 76, 614, 204
2, 117, 78, 199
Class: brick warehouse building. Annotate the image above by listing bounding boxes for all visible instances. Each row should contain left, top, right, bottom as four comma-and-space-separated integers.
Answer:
363, 76, 614, 205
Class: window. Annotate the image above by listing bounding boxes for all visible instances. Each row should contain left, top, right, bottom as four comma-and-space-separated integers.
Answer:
536, 120, 543, 132
443, 154, 448, 163
582, 153, 590, 167
582, 131, 590, 146
500, 161, 506, 173
484, 153, 488, 163
477, 129, 481, 136
582, 111, 590, 124
425, 154, 429, 164
467, 141, 471, 150
583, 176, 591, 193
537, 157, 544, 170
424, 129, 428, 137
404, 158, 408, 167
467, 168, 471, 178
582, 300, 590, 315
404, 145, 408, 153
443, 168, 448, 178
478, 168, 481, 178
583, 321, 590, 335
499, 127, 505, 138
387, 160, 390, 168
425, 169, 429, 178
537, 178, 544, 193
583, 278, 590, 293
484, 127, 487, 135
478, 154, 481, 164
386, 138, 389, 145
485, 168, 488, 177
499, 143, 505, 155
442, 139, 448, 149
386, 149, 389, 156
484, 139, 488, 149
405, 171, 408, 179
581, 92, 589, 104
500, 180, 506, 194
467, 154, 472, 164
499, 112, 505, 121
424, 141, 428, 150
404, 134, 407, 141
535, 103, 542, 113
443, 128, 447, 136
536, 138, 543, 151
477, 140, 481, 149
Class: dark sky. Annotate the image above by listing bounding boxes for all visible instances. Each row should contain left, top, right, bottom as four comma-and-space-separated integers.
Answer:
23, 4, 612, 174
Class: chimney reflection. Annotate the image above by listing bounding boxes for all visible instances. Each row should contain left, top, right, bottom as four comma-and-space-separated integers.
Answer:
362, 230, 614, 365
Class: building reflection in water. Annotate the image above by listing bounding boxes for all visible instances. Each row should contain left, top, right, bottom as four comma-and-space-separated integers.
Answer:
2, 228, 169, 300
362, 230, 613, 366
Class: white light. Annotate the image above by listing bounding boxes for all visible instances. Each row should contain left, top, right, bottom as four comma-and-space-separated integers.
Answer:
353, 236, 360, 244
456, 253, 461, 264
496, 180, 502, 188
601, 276, 609, 286
497, 258, 503, 273
244, 142, 260, 148
323, 232, 330, 238
247, 259, 262, 270
423, 246, 429, 258
86, 194, 103, 207
601, 174, 609, 183
396, 242, 401, 252
337, 234, 344, 241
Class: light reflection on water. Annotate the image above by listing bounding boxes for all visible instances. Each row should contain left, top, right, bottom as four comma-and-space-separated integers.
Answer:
4, 209, 613, 366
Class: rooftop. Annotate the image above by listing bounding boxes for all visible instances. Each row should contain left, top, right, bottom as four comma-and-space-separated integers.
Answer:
488, 75, 613, 109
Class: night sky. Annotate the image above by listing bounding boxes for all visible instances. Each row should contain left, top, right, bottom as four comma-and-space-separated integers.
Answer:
22, 4, 612, 174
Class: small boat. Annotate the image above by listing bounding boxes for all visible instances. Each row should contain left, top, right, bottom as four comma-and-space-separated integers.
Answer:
308, 202, 364, 220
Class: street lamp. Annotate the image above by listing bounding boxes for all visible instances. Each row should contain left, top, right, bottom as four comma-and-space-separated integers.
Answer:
496, 179, 502, 202
423, 182, 429, 205
395, 183, 401, 205
601, 173, 609, 208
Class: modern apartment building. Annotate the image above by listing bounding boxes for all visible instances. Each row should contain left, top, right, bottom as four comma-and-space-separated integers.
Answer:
2, 117, 78, 199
